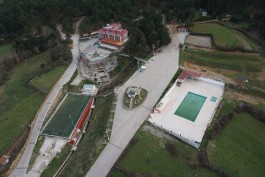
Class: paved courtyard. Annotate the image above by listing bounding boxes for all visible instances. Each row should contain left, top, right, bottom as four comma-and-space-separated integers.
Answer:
149, 77, 225, 148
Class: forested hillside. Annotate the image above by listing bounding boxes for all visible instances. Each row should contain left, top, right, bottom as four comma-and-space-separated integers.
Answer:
1, 0, 265, 38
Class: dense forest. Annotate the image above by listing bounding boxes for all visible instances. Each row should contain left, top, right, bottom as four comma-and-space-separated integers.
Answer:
1, 0, 265, 84
1, 0, 265, 37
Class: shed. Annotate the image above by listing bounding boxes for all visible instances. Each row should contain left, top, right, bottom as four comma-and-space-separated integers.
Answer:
0, 155, 10, 166
82, 84, 97, 95
202, 11, 207, 17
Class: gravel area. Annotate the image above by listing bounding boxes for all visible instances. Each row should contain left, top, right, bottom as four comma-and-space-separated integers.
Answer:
185, 35, 212, 48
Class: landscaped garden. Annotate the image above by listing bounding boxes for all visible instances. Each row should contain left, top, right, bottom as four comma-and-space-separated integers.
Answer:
123, 86, 148, 109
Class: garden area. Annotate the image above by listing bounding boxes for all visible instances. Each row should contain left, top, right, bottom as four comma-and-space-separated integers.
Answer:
190, 23, 258, 51
123, 87, 148, 109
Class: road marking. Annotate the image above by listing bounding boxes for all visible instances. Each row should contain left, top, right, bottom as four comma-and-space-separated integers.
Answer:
141, 105, 153, 111
108, 142, 124, 151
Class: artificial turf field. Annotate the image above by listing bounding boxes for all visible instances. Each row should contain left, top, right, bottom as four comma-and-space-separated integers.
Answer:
42, 94, 91, 138
174, 92, 206, 122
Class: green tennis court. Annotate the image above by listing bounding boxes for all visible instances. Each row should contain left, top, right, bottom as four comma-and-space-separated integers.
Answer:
174, 92, 206, 122
42, 94, 91, 138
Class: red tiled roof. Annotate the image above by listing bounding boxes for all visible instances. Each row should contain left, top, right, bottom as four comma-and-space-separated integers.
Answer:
69, 129, 79, 145
98, 23, 128, 36
101, 38, 125, 47
178, 70, 202, 81
76, 98, 93, 129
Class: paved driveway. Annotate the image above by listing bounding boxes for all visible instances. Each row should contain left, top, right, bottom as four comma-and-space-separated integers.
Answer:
10, 35, 80, 177
86, 32, 185, 177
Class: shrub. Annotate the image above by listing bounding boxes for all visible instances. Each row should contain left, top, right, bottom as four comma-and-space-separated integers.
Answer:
165, 142, 178, 158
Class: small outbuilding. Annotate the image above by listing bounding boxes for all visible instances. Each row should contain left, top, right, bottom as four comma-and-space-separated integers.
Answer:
0, 155, 10, 166
177, 26, 189, 33
202, 11, 207, 17
82, 84, 97, 95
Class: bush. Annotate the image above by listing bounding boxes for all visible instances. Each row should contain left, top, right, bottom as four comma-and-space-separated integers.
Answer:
165, 142, 178, 158
179, 43, 183, 49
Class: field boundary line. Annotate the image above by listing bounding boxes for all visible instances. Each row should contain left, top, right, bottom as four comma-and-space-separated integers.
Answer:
41, 93, 69, 133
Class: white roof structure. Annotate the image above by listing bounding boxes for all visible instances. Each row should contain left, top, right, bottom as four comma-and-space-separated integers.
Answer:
83, 84, 96, 90
82, 84, 98, 95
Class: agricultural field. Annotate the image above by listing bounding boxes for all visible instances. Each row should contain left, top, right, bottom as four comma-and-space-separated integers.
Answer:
180, 48, 263, 72
0, 44, 12, 62
0, 52, 65, 154
207, 112, 265, 177
190, 23, 257, 51
109, 128, 217, 177
31, 66, 67, 93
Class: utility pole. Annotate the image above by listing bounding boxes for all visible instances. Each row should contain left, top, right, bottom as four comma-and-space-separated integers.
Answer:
152, 44, 155, 55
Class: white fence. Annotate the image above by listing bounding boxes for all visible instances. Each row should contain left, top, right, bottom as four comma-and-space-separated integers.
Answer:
200, 77, 225, 87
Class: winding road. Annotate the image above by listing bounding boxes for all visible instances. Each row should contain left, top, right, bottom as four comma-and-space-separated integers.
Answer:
10, 34, 80, 177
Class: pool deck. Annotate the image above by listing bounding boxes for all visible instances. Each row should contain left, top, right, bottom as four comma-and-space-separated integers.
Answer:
148, 77, 224, 148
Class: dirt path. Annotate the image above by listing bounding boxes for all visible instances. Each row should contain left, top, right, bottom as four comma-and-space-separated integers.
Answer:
74, 17, 86, 34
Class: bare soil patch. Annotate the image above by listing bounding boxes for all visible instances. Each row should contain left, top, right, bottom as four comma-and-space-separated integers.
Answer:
185, 35, 212, 48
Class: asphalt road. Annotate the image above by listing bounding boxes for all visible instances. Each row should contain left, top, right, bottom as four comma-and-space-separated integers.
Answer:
86, 32, 186, 177
10, 34, 80, 177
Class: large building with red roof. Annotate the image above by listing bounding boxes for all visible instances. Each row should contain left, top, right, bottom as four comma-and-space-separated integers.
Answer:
98, 23, 128, 47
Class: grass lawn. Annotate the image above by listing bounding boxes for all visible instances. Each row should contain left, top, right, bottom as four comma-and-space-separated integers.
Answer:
31, 66, 67, 93
0, 44, 12, 62
110, 129, 217, 177
190, 23, 257, 51
223, 22, 249, 30
207, 112, 265, 177
0, 52, 64, 154
180, 48, 263, 72
58, 93, 115, 177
